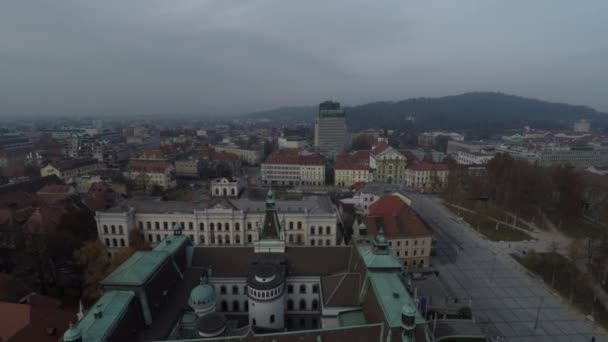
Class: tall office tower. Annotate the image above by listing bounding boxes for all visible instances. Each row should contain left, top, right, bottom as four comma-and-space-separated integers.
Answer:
314, 100, 348, 159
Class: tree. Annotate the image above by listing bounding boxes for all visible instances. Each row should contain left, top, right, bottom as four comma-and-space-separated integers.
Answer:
74, 241, 109, 302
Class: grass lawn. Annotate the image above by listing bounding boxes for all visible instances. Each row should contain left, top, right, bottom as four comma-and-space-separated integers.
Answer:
446, 205, 533, 242
513, 251, 608, 329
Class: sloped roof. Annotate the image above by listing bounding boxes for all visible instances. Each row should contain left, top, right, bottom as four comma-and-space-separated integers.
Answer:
0, 273, 32, 302
263, 150, 323, 165
371, 142, 390, 156
321, 272, 362, 307
128, 160, 171, 173
75, 291, 134, 342
101, 251, 169, 286
0, 302, 32, 341
190, 246, 358, 277
335, 152, 370, 171
367, 272, 426, 328
47, 158, 98, 171
36, 184, 73, 194
364, 195, 431, 238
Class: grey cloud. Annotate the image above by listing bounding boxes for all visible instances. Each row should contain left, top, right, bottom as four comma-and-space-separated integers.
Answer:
0, 0, 606, 115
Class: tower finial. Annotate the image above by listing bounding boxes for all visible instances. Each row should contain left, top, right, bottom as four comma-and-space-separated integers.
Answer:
77, 300, 84, 321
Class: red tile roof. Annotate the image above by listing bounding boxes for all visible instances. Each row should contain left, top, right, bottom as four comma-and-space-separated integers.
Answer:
137, 149, 165, 159
351, 150, 371, 163
0, 273, 32, 303
364, 195, 431, 238
128, 160, 171, 173
371, 142, 390, 156
0, 302, 31, 341
263, 151, 323, 165
37, 184, 73, 194
400, 150, 418, 161
336, 152, 370, 171
212, 151, 238, 161
0, 300, 75, 342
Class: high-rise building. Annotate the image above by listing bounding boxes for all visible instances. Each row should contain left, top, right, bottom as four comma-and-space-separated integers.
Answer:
314, 101, 348, 158
573, 119, 591, 132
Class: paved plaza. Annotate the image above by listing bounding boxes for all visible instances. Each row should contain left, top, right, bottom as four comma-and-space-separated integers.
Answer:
408, 193, 607, 342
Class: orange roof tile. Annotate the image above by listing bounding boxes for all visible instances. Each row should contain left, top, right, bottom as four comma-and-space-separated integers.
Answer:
364, 195, 431, 238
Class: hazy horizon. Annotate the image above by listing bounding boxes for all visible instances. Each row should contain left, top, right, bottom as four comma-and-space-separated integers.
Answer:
1, 1, 607, 116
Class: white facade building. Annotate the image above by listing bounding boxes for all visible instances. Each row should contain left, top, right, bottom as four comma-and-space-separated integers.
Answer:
95, 195, 339, 254
210, 177, 245, 198
455, 151, 495, 165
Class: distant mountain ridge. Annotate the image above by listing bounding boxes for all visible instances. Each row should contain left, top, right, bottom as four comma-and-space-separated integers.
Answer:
245, 92, 605, 130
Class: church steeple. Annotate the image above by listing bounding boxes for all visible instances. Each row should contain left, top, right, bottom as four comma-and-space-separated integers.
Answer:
254, 189, 286, 253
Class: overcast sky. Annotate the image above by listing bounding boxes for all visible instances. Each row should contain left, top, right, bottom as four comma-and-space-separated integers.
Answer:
1, 1, 607, 115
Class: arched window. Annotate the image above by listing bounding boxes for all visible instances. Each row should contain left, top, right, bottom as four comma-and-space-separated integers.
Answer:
231, 188, 236, 195
299, 299, 306, 310
287, 299, 294, 310
215, 188, 219, 195
235, 223, 240, 231
236, 235, 241, 244
120, 239, 125, 247
225, 223, 230, 230
223, 188, 227, 196
233, 301, 240, 312
326, 239, 331, 246
118, 225, 123, 234
200, 223, 204, 230
232, 285, 239, 294
326, 226, 331, 235
210, 223, 214, 231
220, 286, 226, 294
217, 223, 222, 231
111, 225, 116, 234
103, 225, 108, 234
270, 314, 275, 323
221, 300, 228, 312
112, 238, 117, 247
225, 235, 230, 244
287, 284, 293, 293
217, 235, 223, 244
299, 284, 306, 294
312, 299, 319, 310
310, 226, 315, 235
105, 238, 110, 246
311, 239, 315, 246
244, 301, 248, 312
200, 235, 205, 244
252, 318, 256, 326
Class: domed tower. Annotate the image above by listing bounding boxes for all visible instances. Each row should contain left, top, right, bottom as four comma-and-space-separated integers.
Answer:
247, 263, 286, 330
189, 275, 217, 317
63, 322, 82, 342
400, 302, 417, 341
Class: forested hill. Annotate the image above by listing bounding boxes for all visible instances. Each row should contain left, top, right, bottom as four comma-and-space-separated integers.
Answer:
245, 92, 605, 131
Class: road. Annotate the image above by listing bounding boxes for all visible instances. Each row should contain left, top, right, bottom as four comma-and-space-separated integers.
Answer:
407, 193, 606, 342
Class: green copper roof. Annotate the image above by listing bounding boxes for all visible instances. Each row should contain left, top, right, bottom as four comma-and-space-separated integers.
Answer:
153, 234, 189, 255
63, 322, 82, 342
75, 291, 134, 342
101, 251, 169, 286
188, 279, 216, 308
338, 310, 367, 327
367, 272, 425, 328
357, 242, 402, 270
